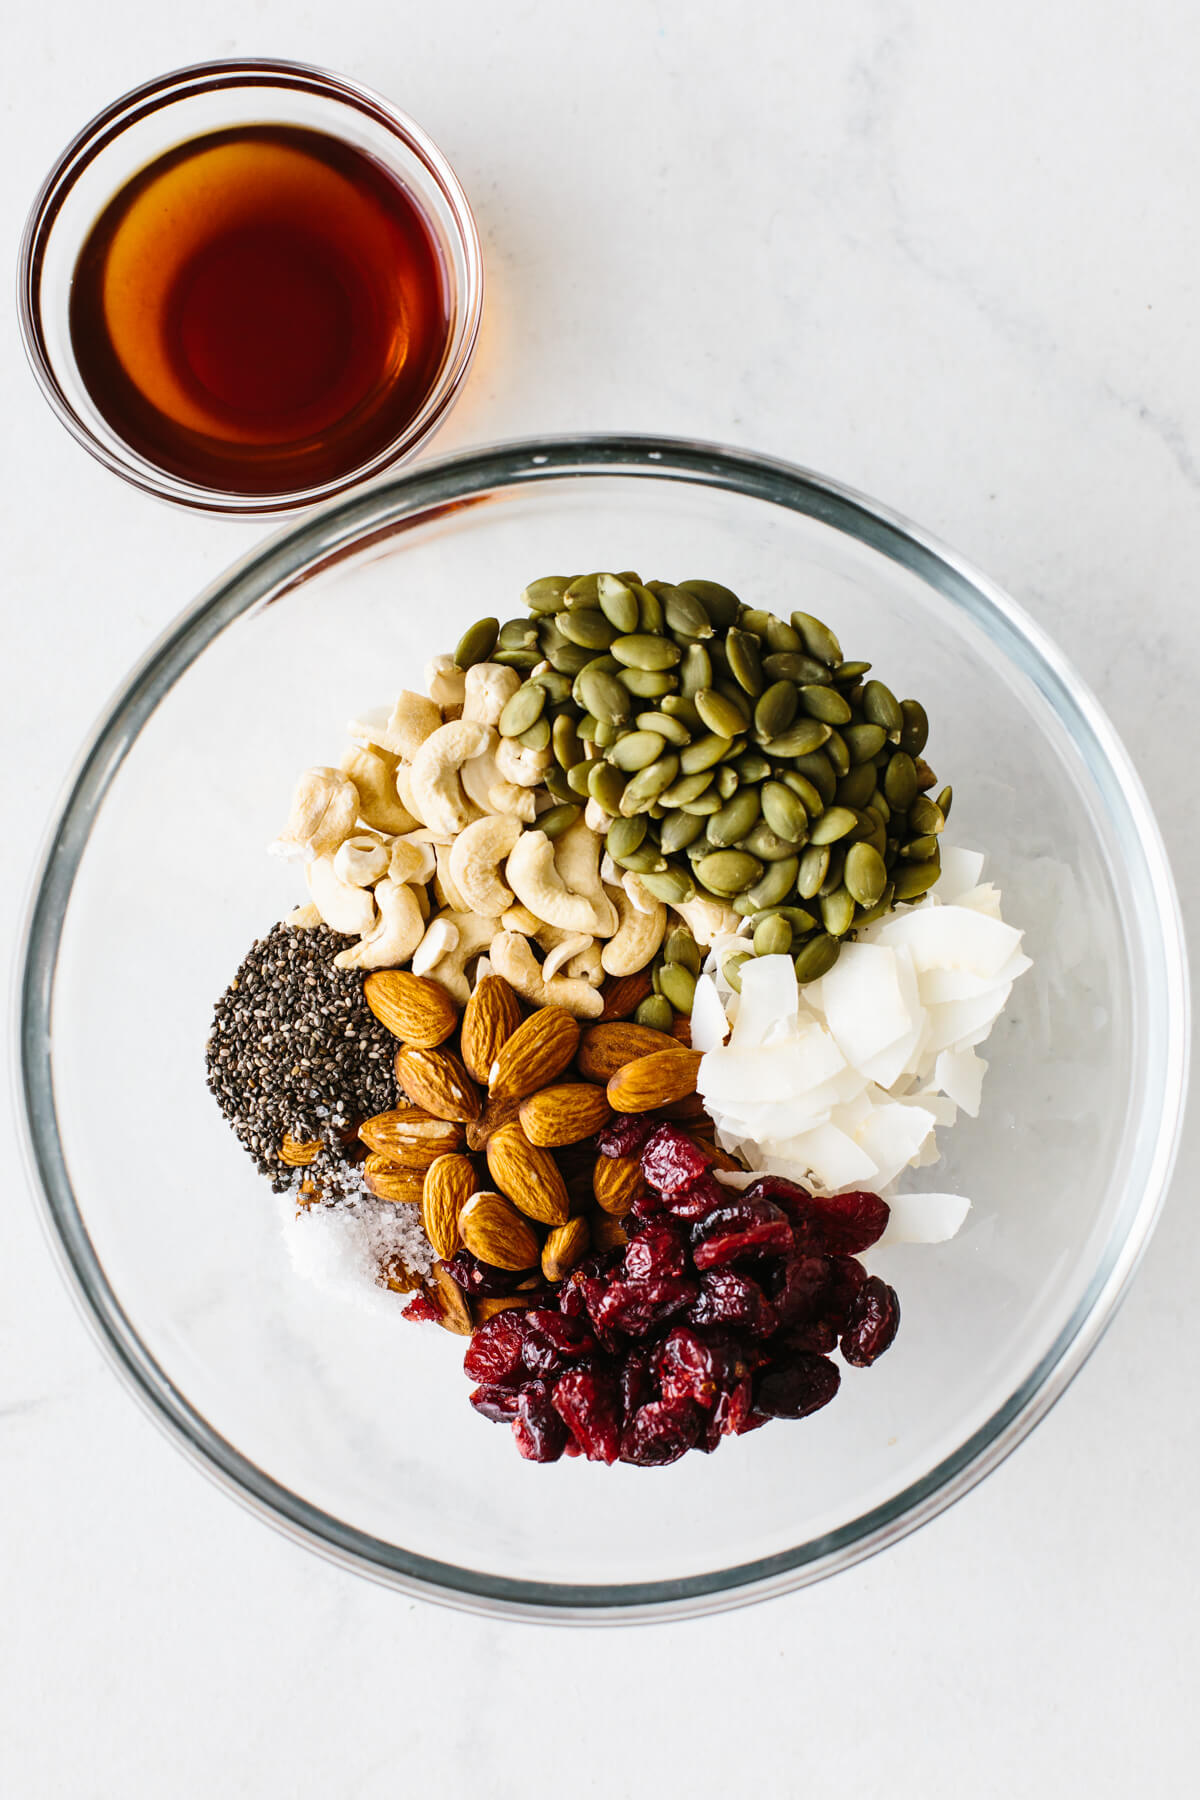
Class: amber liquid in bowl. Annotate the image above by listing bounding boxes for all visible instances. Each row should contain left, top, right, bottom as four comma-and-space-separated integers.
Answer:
69, 125, 450, 496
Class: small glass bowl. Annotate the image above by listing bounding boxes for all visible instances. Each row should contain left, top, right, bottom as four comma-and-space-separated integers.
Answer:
16, 59, 483, 517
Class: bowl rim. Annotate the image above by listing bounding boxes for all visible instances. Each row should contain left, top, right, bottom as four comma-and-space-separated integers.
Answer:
15, 56, 484, 517
14, 433, 1190, 1622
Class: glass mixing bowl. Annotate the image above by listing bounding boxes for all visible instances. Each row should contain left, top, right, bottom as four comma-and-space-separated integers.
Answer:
15, 437, 1188, 1621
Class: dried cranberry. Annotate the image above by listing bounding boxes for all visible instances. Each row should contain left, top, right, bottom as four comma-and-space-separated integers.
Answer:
661, 1170, 729, 1222
552, 1369, 622, 1464
754, 1353, 841, 1419
822, 1254, 868, 1330
715, 1375, 761, 1435
596, 1113, 657, 1158
558, 1275, 588, 1319
521, 1309, 596, 1375
656, 1328, 729, 1410
596, 1275, 698, 1338
640, 1124, 712, 1197
442, 1251, 523, 1299
628, 1183, 666, 1220
469, 1384, 521, 1422
619, 1345, 658, 1420
624, 1218, 689, 1282
804, 1190, 890, 1255
690, 1268, 778, 1338
619, 1398, 703, 1466
512, 1380, 569, 1462
401, 1292, 440, 1324
777, 1317, 839, 1355
692, 1199, 793, 1269
769, 1253, 831, 1325
841, 1276, 901, 1367
463, 1311, 531, 1385
742, 1174, 813, 1221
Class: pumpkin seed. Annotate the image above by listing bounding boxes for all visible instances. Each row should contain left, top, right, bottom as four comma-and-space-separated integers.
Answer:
844, 841, 887, 907
619, 754, 681, 814
660, 771, 715, 807
780, 769, 825, 817
791, 750, 836, 804
522, 576, 571, 613
639, 867, 697, 905
678, 579, 741, 629
516, 717, 549, 750
733, 750, 771, 783
835, 762, 876, 809
754, 679, 798, 740
606, 816, 647, 860
739, 607, 773, 637
498, 683, 543, 737
635, 994, 675, 1031
679, 644, 713, 697
799, 683, 852, 725
545, 638, 595, 676
762, 651, 833, 685
659, 810, 706, 854
725, 626, 764, 695
893, 855, 942, 900
936, 784, 953, 820
761, 780, 808, 841
797, 844, 831, 898
566, 761, 592, 797
819, 847, 846, 896
454, 616, 499, 668
721, 951, 751, 993
597, 575, 640, 634
763, 719, 832, 758
696, 850, 763, 895
833, 659, 872, 682
790, 611, 843, 666
619, 667, 677, 699
497, 618, 539, 651
742, 820, 801, 861
595, 719, 620, 748
679, 793, 724, 816
741, 855, 800, 911
862, 679, 903, 739
753, 914, 794, 957
538, 803, 582, 841
664, 926, 701, 973
868, 789, 891, 824
492, 648, 541, 671
633, 584, 664, 632
624, 844, 670, 873
909, 794, 945, 836
658, 962, 697, 1015
752, 903, 818, 933
611, 633, 680, 672
578, 666, 633, 724
820, 886, 856, 936
707, 790, 761, 847
636, 711, 691, 746
662, 693, 702, 728
901, 834, 940, 861
793, 932, 841, 983
899, 698, 929, 756
563, 574, 603, 608
852, 880, 896, 927
658, 585, 713, 641
559, 608, 617, 649
608, 730, 667, 772
587, 761, 627, 813
679, 732, 735, 775
542, 764, 575, 804
552, 713, 582, 769
533, 671, 573, 706
695, 687, 748, 738
824, 728, 850, 775
913, 756, 938, 792
764, 616, 803, 654
717, 764, 741, 800
841, 722, 887, 764
883, 750, 920, 808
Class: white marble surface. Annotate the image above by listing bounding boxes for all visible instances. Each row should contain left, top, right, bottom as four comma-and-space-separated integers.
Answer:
2, 3, 1197, 1793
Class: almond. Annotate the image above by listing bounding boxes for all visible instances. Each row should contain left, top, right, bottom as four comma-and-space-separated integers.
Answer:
421, 1153, 477, 1262
589, 1209, 630, 1253
279, 1133, 320, 1167
575, 1021, 680, 1084
460, 973, 523, 1084
489, 1005, 580, 1099
605, 1047, 703, 1113
458, 1191, 540, 1271
473, 1294, 536, 1323
592, 1152, 646, 1216
464, 1093, 524, 1152
381, 1251, 424, 1294
658, 1090, 709, 1123
541, 1216, 591, 1283
671, 1014, 693, 1049
518, 1082, 611, 1148
363, 1156, 426, 1205
486, 1122, 570, 1226
359, 1107, 466, 1166
428, 1260, 474, 1333
393, 1046, 481, 1124
598, 969, 654, 1022
363, 969, 459, 1047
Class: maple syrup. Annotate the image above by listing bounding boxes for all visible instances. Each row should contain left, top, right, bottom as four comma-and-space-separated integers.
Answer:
69, 125, 451, 495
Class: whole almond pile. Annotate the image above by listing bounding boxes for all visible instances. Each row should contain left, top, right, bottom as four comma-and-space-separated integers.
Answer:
357, 968, 713, 1334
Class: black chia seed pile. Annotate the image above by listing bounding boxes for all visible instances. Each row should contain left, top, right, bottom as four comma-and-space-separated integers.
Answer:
206, 920, 398, 1193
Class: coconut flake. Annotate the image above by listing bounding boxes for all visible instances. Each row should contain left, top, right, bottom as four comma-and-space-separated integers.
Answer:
690, 973, 730, 1053
877, 1191, 972, 1245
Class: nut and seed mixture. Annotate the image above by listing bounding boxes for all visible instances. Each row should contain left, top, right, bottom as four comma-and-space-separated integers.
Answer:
205, 920, 398, 1192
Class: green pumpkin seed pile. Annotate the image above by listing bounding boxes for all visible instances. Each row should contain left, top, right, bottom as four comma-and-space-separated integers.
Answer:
452, 573, 951, 1012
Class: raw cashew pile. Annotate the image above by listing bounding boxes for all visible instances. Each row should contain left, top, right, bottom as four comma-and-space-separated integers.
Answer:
271, 659, 737, 1014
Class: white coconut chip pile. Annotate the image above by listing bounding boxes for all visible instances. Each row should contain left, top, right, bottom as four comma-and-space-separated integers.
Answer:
693, 847, 1031, 1245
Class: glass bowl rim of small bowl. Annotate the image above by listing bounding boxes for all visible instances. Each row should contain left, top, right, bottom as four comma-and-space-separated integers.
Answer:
15, 434, 1190, 1622
15, 56, 484, 518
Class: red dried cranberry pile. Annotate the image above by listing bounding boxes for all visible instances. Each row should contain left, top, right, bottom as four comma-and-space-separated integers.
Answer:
459, 1117, 900, 1466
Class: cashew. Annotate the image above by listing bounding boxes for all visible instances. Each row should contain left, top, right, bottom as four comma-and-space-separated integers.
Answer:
333, 878, 425, 971
334, 832, 391, 888
270, 767, 359, 862
414, 882, 431, 922
495, 736, 551, 788
672, 895, 742, 946
622, 871, 660, 916
505, 824, 616, 937
409, 720, 491, 837
489, 932, 605, 1020
461, 730, 538, 822
307, 855, 379, 936
553, 819, 620, 935
285, 902, 323, 929
542, 932, 594, 981
600, 852, 623, 889
567, 941, 605, 986
390, 834, 436, 886
341, 745, 419, 836
501, 903, 543, 937
473, 956, 494, 983
462, 663, 521, 727
394, 762, 424, 827
602, 882, 667, 976
448, 814, 522, 917
584, 798, 612, 836
411, 916, 459, 977
346, 690, 442, 760
434, 844, 473, 914
426, 655, 466, 715
421, 910, 500, 1004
